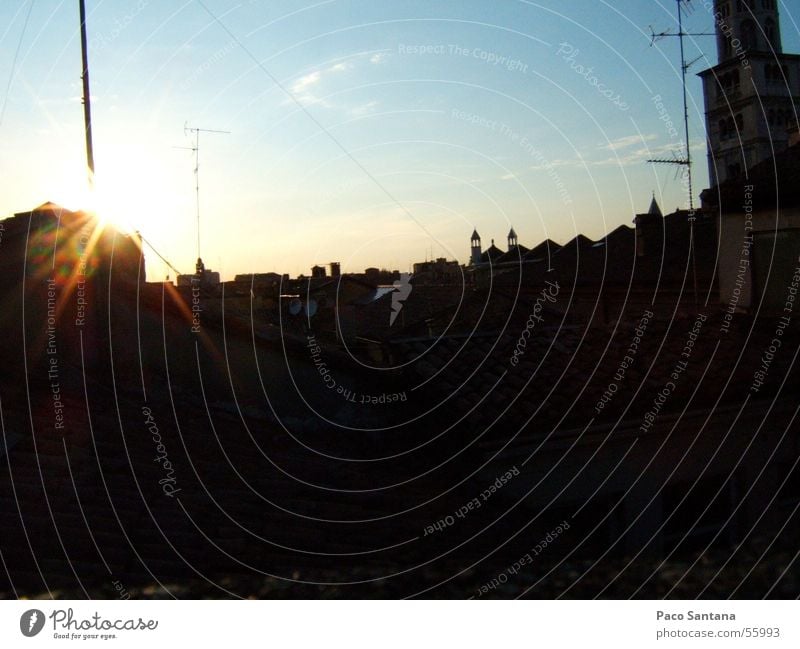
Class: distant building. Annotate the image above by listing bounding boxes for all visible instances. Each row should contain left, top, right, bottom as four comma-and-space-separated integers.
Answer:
177, 257, 220, 287
496, 227, 529, 263
634, 194, 664, 257
0, 201, 144, 372
234, 272, 283, 286
467, 227, 537, 268
465, 201, 716, 309
481, 239, 504, 264
311, 265, 327, 279
412, 257, 460, 283
698, 0, 800, 186
330, 262, 341, 278
470, 229, 482, 265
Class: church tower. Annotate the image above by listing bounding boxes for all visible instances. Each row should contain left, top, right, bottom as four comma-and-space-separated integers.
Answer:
507, 227, 518, 249
699, 0, 800, 187
470, 229, 482, 265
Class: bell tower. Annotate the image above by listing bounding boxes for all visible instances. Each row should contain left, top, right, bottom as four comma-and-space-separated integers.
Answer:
470, 229, 482, 266
699, 0, 800, 187
713, 0, 782, 62
507, 227, 518, 249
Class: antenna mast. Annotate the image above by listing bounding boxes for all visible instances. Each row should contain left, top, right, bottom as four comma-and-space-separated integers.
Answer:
78, 0, 95, 188
647, 0, 714, 209
647, 0, 714, 304
177, 123, 229, 265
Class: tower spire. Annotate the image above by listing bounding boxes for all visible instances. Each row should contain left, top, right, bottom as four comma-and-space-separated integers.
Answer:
507, 227, 518, 249
470, 229, 482, 266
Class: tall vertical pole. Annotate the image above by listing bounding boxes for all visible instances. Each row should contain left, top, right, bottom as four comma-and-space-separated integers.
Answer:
181, 124, 229, 264
678, 1, 694, 213
678, 1, 699, 305
195, 129, 201, 260
79, 0, 95, 188
650, 1, 705, 305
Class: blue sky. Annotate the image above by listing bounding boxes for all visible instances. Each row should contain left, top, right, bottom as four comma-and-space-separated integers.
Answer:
1, 0, 798, 279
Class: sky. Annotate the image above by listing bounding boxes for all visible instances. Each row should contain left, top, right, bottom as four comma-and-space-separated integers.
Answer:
1, 0, 798, 280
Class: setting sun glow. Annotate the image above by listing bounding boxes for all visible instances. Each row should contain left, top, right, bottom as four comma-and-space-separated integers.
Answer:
43, 138, 195, 277
59, 147, 185, 235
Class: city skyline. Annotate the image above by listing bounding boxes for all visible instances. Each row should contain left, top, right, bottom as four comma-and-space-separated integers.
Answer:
1, 0, 800, 606
1, 0, 799, 279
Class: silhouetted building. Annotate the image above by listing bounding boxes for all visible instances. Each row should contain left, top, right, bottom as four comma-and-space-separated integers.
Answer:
496, 227, 530, 263
412, 257, 460, 283
234, 272, 283, 286
471, 230, 523, 267
480, 239, 504, 264
0, 201, 143, 375
703, 142, 800, 312
177, 257, 220, 287
470, 229, 482, 266
634, 194, 665, 257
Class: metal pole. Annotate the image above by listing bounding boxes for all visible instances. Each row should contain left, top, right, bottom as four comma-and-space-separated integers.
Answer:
678, 1, 694, 213
78, 0, 95, 187
181, 124, 229, 263
678, 1, 699, 304
195, 129, 201, 260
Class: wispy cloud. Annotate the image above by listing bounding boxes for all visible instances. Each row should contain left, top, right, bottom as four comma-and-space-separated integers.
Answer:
591, 142, 678, 167
530, 158, 581, 171
288, 69, 332, 106
600, 134, 657, 151
592, 136, 706, 167
499, 157, 583, 179
287, 52, 388, 109
291, 70, 321, 95
349, 100, 379, 117
498, 138, 706, 174
287, 60, 354, 106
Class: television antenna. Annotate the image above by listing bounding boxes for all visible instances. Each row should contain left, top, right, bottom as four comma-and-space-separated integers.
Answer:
647, 0, 714, 211
647, 0, 714, 304
174, 122, 230, 265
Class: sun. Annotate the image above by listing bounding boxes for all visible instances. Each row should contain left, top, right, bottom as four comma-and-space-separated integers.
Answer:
99, 148, 185, 233
47, 135, 206, 279
56, 145, 188, 241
